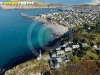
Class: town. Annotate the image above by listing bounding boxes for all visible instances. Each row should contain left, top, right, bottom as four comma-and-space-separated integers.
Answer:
43, 6, 100, 28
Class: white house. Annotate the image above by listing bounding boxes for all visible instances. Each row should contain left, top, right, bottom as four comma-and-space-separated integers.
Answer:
51, 54, 56, 57
65, 47, 72, 52
56, 50, 64, 55
56, 46, 61, 50
56, 57, 62, 62
62, 42, 68, 47
72, 45, 80, 49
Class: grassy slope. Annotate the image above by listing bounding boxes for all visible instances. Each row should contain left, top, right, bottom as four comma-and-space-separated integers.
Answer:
5, 52, 50, 75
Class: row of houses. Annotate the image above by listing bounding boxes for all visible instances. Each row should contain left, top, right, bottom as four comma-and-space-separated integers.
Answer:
50, 41, 81, 68
36, 41, 89, 68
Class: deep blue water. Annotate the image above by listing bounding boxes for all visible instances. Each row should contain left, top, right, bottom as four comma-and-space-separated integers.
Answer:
0, 8, 59, 69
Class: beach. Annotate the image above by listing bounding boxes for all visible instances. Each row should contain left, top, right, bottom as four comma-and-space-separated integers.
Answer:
45, 23, 68, 36
33, 18, 69, 37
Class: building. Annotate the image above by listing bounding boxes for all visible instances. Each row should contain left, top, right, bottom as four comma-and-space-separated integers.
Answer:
51, 54, 56, 57
65, 47, 72, 52
56, 57, 62, 62
56, 50, 64, 55
56, 46, 61, 50
62, 42, 68, 47
72, 45, 80, 49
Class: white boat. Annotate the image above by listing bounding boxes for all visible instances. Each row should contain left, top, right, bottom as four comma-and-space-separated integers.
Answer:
21, 13, 26, 16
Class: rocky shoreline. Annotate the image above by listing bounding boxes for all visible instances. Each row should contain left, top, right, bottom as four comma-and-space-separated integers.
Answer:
0, 10, 69, 75
0, 51, 34, 75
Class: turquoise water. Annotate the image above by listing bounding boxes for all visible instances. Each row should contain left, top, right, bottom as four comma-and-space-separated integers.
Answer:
0, 8, 59, 69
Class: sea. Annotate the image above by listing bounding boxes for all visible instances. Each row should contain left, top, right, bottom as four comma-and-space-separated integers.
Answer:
0, 8, 59, 69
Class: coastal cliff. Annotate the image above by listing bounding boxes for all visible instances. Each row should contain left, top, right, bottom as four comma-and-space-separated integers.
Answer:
4, 52, 51, 75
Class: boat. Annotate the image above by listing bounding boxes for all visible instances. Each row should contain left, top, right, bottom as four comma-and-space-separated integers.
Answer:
21, 13, 27, 17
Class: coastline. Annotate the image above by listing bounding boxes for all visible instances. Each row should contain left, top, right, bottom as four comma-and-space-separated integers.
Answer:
0, 51, 33, 75
0, 10, 69, 75
0, 13, 69, 75
21, 13, 69, 37
0, 35, 66, 75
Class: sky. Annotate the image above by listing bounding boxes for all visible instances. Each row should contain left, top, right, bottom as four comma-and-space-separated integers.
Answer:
0, 0, 93, 4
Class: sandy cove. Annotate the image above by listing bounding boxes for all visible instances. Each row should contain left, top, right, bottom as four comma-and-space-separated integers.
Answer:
36, 18, 69, 37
